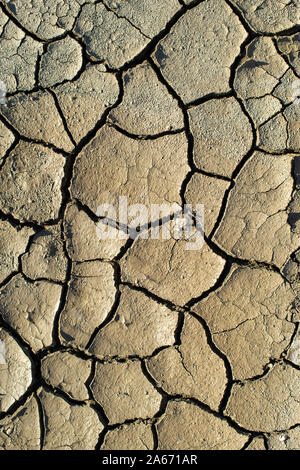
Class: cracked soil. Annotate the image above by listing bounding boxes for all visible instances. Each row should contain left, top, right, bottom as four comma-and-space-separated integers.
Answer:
0, 0, 299, 451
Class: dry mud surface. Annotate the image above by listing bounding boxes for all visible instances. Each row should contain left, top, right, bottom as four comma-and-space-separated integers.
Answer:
0, 0, 300, 451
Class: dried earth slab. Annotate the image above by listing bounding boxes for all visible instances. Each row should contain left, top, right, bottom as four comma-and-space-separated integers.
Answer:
0, 328, 32, 412
233, 37, 300, 153
152, 0, 247, 103
108, 62, 184, 135
64, 202, 128, 262
54, 65, 119, 144
91, 361, 162, 424
1, 0, 86, 40
101, 421, 154, 451
0, 220, 33, 284
41, 351, 92, 401
156, 401, 249, 450
146, 314, 227, 411
0, 141, 65, 224
0, 9, 43, 93
38, 388, 103, 450
59, 261, 116, 349
74, 2, 149, 69
89, 285, 178, 359
39, 36, 82, 88
213, 152, 299, 268
225, 363, 300, 432
231, 0, 300, 34
1, 91, 74, 152
0, 395, 40, 450
0, 274, 62, 353
71, 125, 188, 218
21, 225, 67, 282
188, 97, 253, 178
120, 236, 225, 306
193, 266, 295, 380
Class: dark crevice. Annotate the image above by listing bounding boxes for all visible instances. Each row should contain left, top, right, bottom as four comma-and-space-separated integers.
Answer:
174, 311, 185, 346
34, 391, 45, 450
242, 434, 267, 450
262, 434, 269, 450
72, 198, 100, 225
0, 271, 19, 290
207, 237, 285, 276
20, 272, 64, 287
48, 89, 77, 148
186, 91, 233, 109
254, 147, 300, 157
107, 122, 185, 140
40, 381, 91, 409
242, 435, 255, 450
114, 237, 135, 261
181, 167, 233, 214
36, 344, 92, 363
0, 112, 20, 140
280, 322, 299, 359
182, 0, 206, 8
140, 360, 169, 419
0, 135, 19, 172
85, 262, 121, 350
184, 260, 231, 309
121, 281, 184, 314
101, 0, 151, 40
147, 57, 198, 214
85, 358, 97, 402
51, 219, 72, 348
34, 43, 47, 88
88, 345, 173, 365
230, 102, 257, 180
17, 134, 71, 158
223, 0, 259, 37
233, 362, 275, 386
66, 69, 123, 157
0, 322, 42, 422
0, 380, 40, 423
209, 182, 235, 239
166, 396, 252, 438
151, 422, 159, 450
0, 111, 72, 156
185, 243, 284, 311
180, 170, 194, 208
96, 428, 109, 450
185, 311, 234, 415
272, 37, 300, 80
283, 357, 300, 372
40, 378, 108, 449
0, 209, 41, 231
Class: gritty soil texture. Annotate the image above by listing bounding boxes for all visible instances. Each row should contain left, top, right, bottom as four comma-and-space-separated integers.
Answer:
0, 0, 299, 451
